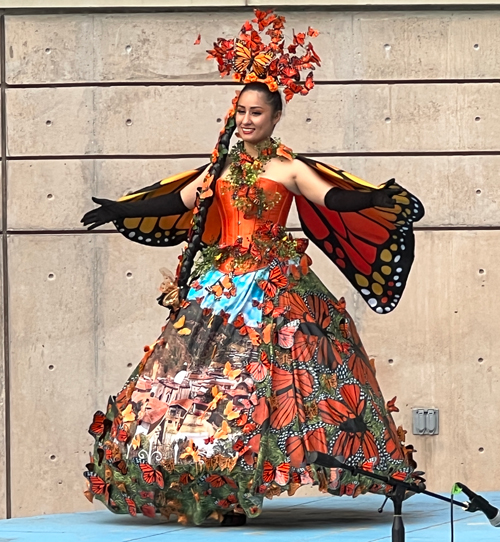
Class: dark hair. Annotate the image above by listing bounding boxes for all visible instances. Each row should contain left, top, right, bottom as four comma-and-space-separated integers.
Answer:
177, 82, 282, 300
238, 82, 283, 115
177, 110, 235, 300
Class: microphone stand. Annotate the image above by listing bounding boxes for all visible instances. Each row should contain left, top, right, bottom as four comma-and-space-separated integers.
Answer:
306, 451, 497, 542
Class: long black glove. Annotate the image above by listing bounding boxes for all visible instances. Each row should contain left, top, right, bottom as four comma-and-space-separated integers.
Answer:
324, 179, 402, 212
81, 192, 189, 230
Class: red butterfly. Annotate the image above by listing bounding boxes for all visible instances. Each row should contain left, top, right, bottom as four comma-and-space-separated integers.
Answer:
270, 366, 314, 430
258, 266, 288, 298
141, 503, 156, 518
116, 425, 130, 443
318, 383, 379, 461
204, 435, 215, 445
135, 460, 165, 489
232, 313, 245, 328
262, 460, 291, 486
179, 472, 194, 485
88, 411, 112, 440
219, 310, 230, 326
124, 496, 137, 516
139, 490, 155, 500
386, 397, 399, 413
246, 350, 271, 382
239, 325, 261, 346
84, 472, 108, 496
307, 26, 319, 38
206, 474, 237, 489
277, 319, 300, 349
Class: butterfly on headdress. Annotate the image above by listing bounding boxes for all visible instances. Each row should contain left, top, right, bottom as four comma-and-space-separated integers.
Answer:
233, 39, 274, 78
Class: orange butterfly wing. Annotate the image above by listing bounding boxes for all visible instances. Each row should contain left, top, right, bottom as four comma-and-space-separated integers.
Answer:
295, 156, 424, 314
114, 165, 213, 247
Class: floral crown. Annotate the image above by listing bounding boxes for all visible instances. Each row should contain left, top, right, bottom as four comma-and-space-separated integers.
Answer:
206, 9, 321, 103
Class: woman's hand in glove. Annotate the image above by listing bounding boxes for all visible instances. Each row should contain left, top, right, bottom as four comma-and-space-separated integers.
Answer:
371, 179, 403, 208
81, 197, 119, 230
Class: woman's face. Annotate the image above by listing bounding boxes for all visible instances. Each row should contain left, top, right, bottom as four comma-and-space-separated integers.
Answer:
235, 89, 281, 146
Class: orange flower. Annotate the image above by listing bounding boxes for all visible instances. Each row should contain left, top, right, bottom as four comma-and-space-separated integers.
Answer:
211, 148, 219, 163
233, 73, 242, 82
267, 80, 279, 92
263, 76, 279, 92
244, 73, 259, 83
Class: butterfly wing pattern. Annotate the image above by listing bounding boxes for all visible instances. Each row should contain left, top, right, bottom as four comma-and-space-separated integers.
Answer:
112, 164, 220, 247
295, 156, 425, 314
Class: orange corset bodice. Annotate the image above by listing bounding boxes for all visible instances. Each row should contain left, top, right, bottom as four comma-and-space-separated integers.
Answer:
213, 178, 296, 274
216, 178, 294, 247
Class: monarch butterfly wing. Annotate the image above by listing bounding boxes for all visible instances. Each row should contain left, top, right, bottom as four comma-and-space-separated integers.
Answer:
206, 474, 226, 488
113, 164, 213, 247
233, 40, 252, 73
138, 462, 157, 485
88, 410, 106, 437
84, 472, 107, 495
154, 469, 165, 489
262, 460, 275, 483
274, 462, 291, 486
252, 51, 274, 77
295, 155, 425, 314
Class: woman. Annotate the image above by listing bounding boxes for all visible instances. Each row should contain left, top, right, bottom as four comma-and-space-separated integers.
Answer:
82, 12, 424, 527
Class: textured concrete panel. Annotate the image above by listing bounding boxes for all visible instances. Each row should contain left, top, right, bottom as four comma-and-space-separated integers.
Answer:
5, 15, 95, 85
8, 234, 97, 517
6, 86, 236, 156
7, 233, 179, 516
352, 11, 500, 80
93, 235, 180, 400
7, 155, 500, 231
7, 12, 500, 84
7, 84, 500, 156
307, 231, 500, 492
6, 87, 95, 156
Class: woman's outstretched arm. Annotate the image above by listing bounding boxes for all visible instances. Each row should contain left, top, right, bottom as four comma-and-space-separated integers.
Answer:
81, 165, 209, 230
291, 158, 401, 211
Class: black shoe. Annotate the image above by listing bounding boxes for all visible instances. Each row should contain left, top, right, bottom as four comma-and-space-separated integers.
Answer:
221, 512, 247, 527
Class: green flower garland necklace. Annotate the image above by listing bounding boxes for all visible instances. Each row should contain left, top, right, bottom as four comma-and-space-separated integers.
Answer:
224, 138, 295, 218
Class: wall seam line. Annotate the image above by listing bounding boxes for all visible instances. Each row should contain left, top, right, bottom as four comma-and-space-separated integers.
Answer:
0, 13, 11, 520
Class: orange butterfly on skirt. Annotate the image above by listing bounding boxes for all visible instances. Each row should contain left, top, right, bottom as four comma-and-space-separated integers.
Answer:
258, 266, 288, 298
134, 459, 165, 489
84, 471, 109, 502
246, 350, 271, 382
88, 411, 112, 441
124, 496, 137, 516
277, 319, 300, 349
206, 474, 237, 489
262, 460, 291, 486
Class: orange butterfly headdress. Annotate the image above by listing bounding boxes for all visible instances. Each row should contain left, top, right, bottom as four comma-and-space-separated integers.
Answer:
206, 9, 321, 103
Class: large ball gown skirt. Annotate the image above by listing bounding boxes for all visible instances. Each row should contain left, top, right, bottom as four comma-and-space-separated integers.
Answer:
84, 246, 414, 525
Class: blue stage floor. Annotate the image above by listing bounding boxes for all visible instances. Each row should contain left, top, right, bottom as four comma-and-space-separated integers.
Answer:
0, 493, 498, 542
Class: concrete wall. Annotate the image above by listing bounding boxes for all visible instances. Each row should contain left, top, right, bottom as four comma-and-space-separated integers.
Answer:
1, 8, 499, 518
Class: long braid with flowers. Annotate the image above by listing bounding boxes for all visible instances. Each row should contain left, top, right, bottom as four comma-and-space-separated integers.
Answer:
176, 99, 238, 301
